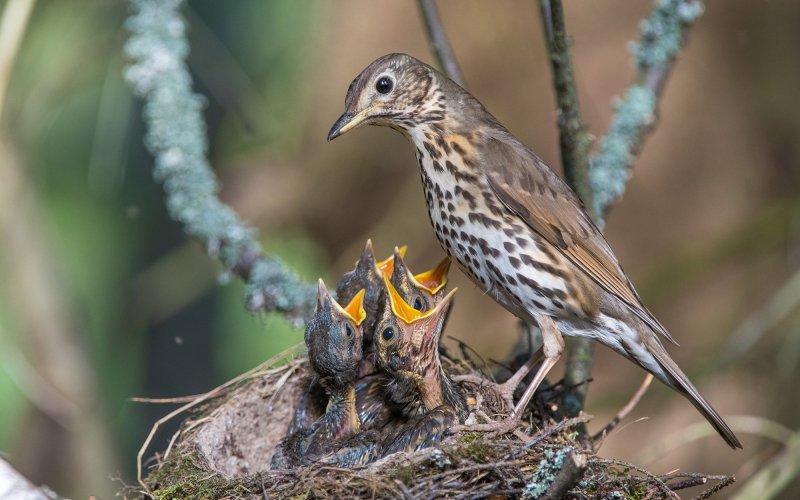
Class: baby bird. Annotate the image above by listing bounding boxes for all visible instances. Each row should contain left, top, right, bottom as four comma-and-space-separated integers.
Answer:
272, 280, 366, 468
337, 240, 407, 377
389, 248, 451, 313
290, 243, 405, 433
374, 277, 467, 454
336, 239, 405, 335
354, 251, 453, 430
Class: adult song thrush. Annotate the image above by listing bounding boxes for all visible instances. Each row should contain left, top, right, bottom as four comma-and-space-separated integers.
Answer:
328, 53, 741, 449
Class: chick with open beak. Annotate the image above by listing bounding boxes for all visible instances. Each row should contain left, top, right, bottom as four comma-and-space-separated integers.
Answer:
271, 280, 366, 468
373, 277, 467, 455
389, 248, 451, 314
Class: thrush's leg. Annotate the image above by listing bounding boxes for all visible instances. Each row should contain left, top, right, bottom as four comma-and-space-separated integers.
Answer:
511, 314, 564, 419
453, 348, 543, 411
452, 321, 544, 410
454, 314, 563, 436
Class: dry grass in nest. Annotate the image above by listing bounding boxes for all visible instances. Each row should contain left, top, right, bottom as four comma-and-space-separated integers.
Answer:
124, 345, 735, 499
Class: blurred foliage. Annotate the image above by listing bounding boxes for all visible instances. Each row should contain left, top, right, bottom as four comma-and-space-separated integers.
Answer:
0, 0, 326, 496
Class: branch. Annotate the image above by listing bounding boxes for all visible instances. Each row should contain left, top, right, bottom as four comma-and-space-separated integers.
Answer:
538, 0, 593, 210
538, 0, 595, 422
416, 0, 466, 87
123, 0, 315, 324
589, 0, 704, 225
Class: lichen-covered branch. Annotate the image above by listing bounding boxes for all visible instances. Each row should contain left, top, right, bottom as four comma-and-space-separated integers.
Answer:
124, 0, 315, 324
589, 0, 704, 225
417, 0, 466, 88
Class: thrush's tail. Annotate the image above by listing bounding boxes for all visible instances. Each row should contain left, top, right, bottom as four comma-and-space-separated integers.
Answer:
644, 338, 742, 449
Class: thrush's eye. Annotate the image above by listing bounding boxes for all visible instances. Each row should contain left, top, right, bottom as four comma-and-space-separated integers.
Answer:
375, 76, 393, 94
412, 297, 423, 311
344, 324, 354, 338
382, 327, 394, 341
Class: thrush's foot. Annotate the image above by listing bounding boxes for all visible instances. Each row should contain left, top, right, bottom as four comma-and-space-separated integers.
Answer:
453, 348, 544, 412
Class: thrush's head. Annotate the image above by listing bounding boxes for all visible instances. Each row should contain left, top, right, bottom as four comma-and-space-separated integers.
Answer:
374, 276, 456, 383
327, 53, 446, 141
306, 279, 366, 381
389, 249, 451, 313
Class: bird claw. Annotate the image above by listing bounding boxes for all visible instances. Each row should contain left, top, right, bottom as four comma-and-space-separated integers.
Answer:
453, 373, 517, 411
451, 411, 529, 440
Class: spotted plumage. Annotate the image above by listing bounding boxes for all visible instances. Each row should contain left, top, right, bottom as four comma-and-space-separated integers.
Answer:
328, 53, 741, 449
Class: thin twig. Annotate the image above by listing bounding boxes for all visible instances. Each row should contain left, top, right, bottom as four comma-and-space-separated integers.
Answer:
538, 0, 593, 209
695, 474, 736, 500
592, 373, 654, 450
416, 0, 466, 87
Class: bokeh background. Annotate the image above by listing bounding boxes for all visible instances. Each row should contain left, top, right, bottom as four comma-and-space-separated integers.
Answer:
0, 0, 798, 497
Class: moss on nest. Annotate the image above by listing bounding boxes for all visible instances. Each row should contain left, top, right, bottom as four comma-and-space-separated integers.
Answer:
128, 346, 734, 499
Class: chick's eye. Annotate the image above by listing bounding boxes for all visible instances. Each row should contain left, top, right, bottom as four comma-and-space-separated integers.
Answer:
375, 76, 393, 94
412, 297, 424, 311
344, 324, 354, 338
382, 327, 394, 341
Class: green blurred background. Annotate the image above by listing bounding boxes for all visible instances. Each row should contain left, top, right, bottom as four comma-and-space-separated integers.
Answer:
0, 0, 798, 497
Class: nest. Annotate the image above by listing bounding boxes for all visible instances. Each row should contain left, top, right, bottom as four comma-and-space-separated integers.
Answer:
128, 345, 735, 499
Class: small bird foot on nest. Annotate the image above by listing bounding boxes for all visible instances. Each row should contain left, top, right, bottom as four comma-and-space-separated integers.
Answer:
452, 407, 531, 442
453, 348, 544, 411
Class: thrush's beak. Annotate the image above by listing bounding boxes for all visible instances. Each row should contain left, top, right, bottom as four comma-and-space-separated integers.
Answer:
327, 107, 372, 141
413, 256, 452, 295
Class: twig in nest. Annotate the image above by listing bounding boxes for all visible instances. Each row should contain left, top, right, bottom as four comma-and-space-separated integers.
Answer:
539, 451, 587, 500
592, 373, 654, 450
693, 474, 735, 500
130, 393, 212, 404
522, 413, 594, 452
596, 457, 679, 499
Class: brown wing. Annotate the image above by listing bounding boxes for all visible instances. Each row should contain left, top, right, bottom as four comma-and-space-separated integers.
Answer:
482, 133, 677, 345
